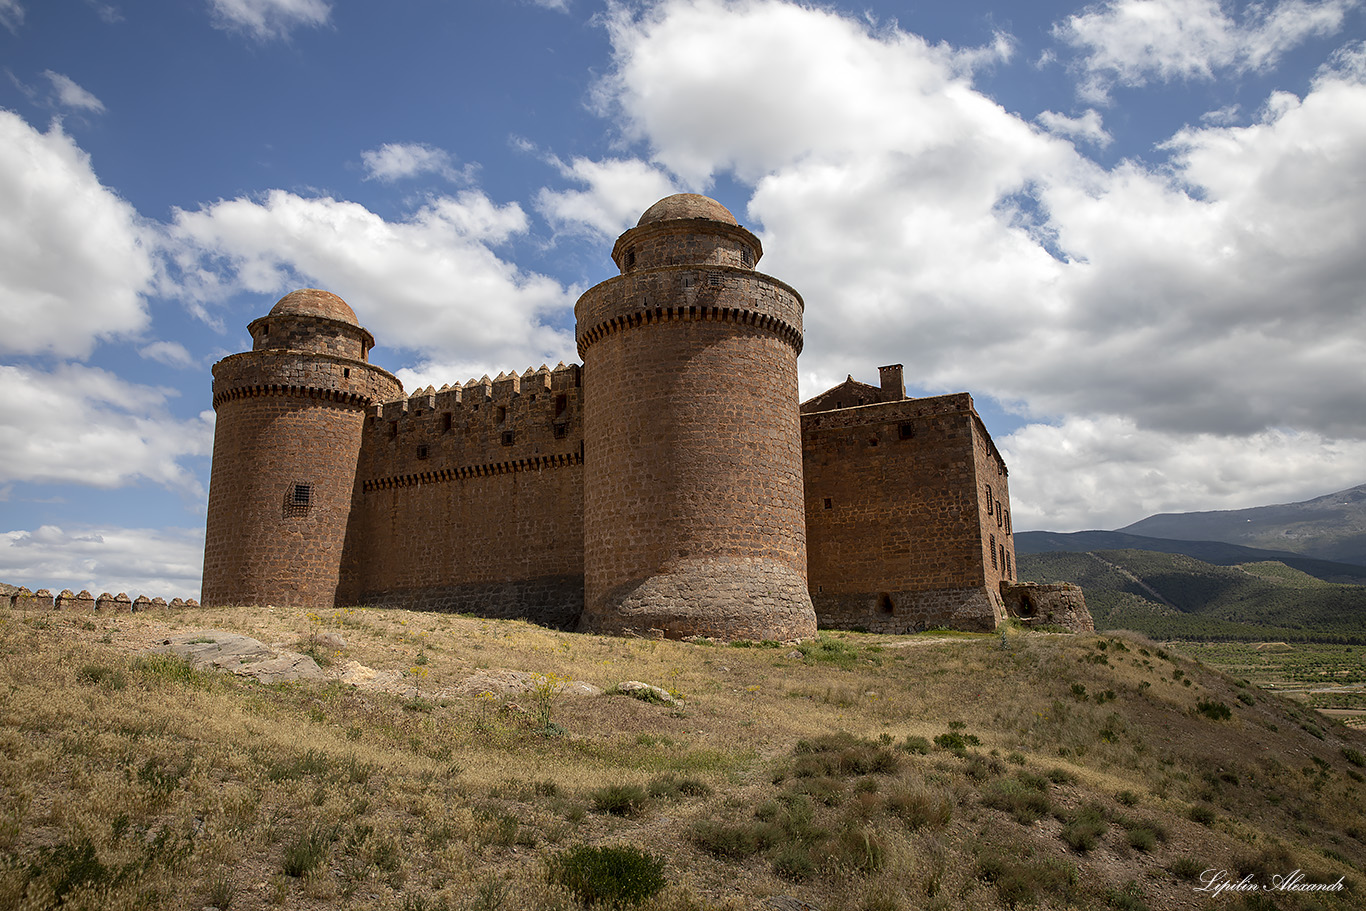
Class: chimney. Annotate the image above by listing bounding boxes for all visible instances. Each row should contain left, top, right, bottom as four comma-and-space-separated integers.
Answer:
878, 364, 905, 401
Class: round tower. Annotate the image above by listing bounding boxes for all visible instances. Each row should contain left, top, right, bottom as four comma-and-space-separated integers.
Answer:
576, 194, 817, 640
202, 289, 402, 608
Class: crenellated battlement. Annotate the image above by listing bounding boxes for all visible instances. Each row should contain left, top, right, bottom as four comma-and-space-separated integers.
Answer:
360, 362, 584, 486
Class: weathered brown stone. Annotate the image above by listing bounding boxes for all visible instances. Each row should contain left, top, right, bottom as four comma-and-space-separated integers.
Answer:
197, 193, 1077, 637
1001, 582, 1094, 633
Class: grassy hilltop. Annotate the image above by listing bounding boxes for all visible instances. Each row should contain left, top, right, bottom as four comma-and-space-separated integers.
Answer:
2, 603, 1365, 911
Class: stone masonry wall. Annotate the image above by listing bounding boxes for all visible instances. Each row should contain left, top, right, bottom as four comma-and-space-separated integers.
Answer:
202, 349, 401, 608
576, 262, 815, 640
973, 410, 1018, 594
802, 393, 1003, 632
1001, 582, 1094, 633
341, 364, 585, 628
249, 314, 370, 361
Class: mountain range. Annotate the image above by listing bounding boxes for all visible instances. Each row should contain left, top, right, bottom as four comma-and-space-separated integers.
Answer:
1117, 483, 1366, 566
1016, 483, 1366, 639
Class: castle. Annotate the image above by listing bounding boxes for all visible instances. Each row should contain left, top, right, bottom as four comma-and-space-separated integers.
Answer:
202, 194, 1085, 638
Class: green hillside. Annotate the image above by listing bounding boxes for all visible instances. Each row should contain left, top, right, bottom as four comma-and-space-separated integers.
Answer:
1017, 550, 1366, 642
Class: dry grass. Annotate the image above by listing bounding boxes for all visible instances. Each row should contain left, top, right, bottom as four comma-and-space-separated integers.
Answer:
1, 606, 1364, 910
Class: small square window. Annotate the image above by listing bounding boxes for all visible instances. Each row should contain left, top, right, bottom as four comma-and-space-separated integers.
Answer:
553, 423, 568, 439
416, 444, 429, 460
441, 413, 453, 433
501, 431, 515, 446
283, 482, 312, 518
823, 497, 833, 510
899, 423, 914, 440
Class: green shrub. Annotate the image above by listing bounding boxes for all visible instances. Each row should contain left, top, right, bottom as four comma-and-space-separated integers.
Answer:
1187, 804, 1217, 826
934, 731, 980, 753
689, 819, 765, 858
546, 845, 667, 907
885, 784, 952, 830
899, 734, 931, 754
1126, 826, 1158, 852
791, 733, 900, 777
1059, 806, 1108, 853
786, 775, 846, 806
647, 774, 712, 800
832, 826, 885, 873
771, 843, 816, 881
982, 779, 1054, 825
796, 636, 870, 668
1104, 880, 1150, 911
76, 663, 127, 689
1195, 700, 1232, 721
133, 653, 205, 687
282, 825, 336, 877
590, 783, 649, 817
976, 846, 1078, 908
1343, 747, 1365, 768
1168, 856, 1204, 881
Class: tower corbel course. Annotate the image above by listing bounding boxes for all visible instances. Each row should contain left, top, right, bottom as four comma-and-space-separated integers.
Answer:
575, 194, 818, 640
202, 289, 402, 608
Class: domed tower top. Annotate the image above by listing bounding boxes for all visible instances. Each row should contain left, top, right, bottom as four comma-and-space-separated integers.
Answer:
636, 193, 739, 227
247, 288, 376, 361
612, 193, 762, 274
269, 288, 360, 324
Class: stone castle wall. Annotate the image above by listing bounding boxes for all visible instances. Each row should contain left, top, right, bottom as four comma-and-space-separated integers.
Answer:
340, 364, 586, 627
802, 393, 1009, 632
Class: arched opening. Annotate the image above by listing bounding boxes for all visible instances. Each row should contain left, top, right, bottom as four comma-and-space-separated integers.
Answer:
877, 592, 894, 615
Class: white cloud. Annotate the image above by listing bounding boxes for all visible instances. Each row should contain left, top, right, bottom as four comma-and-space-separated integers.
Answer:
1003, 417, 1366, 530
0, 112, 154, 358
586, 0, 1366, 529
138, 339, 196, 368
0, 364, 214, 496
0, 0, 22, 33
1036, 108, 1112, 147
43, 70, 106, 113
207, 0, 330, 42
528, 0, 570, 11
1053, 0, 1357, 101
86, 1, 123, 24
536, 156, 678, 237
0, 524, 205, 600
164, 189, 576, 376
360, 142, 473, 184
595, 0, 1015, 186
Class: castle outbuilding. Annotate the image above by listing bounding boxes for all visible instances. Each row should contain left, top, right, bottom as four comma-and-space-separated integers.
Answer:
202, 193, 1057, 636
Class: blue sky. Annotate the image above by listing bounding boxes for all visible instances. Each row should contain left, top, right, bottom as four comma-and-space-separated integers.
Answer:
2, 0, 1364, 599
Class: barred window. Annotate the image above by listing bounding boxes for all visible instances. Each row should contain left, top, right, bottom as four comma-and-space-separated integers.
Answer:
283, 482, 312, 518
990, 535, 997, 569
